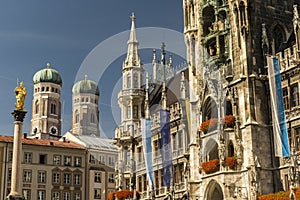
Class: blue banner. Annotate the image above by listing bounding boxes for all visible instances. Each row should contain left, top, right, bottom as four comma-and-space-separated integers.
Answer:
268, 57, 290, 157
160, 109, 172, 186
141, 118, 154, 189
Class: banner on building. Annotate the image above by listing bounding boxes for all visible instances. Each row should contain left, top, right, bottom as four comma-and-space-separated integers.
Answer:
267, 56, 290, 157
159, 109, 172, 186
141, 118, 154, 189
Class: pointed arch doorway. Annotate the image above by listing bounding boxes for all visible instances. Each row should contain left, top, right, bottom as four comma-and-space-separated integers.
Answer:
205, 180, 224, 200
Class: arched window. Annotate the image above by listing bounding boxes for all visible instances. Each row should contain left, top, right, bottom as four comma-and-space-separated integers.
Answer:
91, 114, 95, 124
225, 100, 233, 115
203, 97, 218, 121
133, 73, 138, 88
50, 104, 56, 114
35, 100, 39, 114
239, 1, 246, 26
228, 140, 234, 157
127, 74, 131, 88
273, 25, 285, 53
75, 110, 79, 124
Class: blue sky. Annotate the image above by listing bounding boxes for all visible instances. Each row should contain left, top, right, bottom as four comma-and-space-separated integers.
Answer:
0, 1, 184, 138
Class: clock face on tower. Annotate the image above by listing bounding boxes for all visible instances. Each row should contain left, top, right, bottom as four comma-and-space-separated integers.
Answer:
50, 126, 58, 135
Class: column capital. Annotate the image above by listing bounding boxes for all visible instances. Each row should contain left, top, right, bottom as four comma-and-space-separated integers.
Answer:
11, 110, 27, 122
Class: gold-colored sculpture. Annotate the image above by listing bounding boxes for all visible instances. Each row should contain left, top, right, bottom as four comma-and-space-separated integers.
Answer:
14, 81, 27, 110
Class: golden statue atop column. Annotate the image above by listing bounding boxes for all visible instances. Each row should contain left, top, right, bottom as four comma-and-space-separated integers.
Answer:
14, 81, 26, 111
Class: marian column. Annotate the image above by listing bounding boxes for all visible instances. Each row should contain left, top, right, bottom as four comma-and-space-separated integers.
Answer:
7, 82, 27, 200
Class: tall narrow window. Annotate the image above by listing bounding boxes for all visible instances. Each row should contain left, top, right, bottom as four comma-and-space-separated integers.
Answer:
38, 171, 46, 183
23, 170, 32, 183
283, 87, 289, 110
37, 190, 45, 200
75, 110, 79, 124
127, 74, 131, 88
35, 100, 39, 114
133, 105, 138, 118
94, 172, 101, 183
50, 103, 56, 114
295, 128, 300, 151
239, 1, 246, 26
127, 106, 131, 119
23, 189, 31, 200
133, 74, 138, 88
91, 114, 95, 123
291, 84, 299, 107
273, 25, 285, 53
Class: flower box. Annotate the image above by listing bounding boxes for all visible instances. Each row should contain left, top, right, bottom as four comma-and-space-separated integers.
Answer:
258, 188, 300, 200
109, 190, 140, 200
202, 159, 220, 174
200, 118, 218, 134
222, 115, 235, 128
200, 115, 236, 134
225, 157, 237, 169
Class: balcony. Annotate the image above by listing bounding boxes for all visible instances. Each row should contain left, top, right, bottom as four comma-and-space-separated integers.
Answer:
174, 182, 186, 191
118, 89, 145, 99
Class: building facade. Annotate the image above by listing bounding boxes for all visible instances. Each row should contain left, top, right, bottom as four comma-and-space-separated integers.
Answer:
61, 132, 118, 200
184, 0, 297, 199
114, 13, 190, 199
0, 135, 86, 200
114, 1, 300, 200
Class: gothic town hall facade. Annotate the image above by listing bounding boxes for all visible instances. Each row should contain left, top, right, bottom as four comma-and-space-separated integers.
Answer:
114, 0, 300, 199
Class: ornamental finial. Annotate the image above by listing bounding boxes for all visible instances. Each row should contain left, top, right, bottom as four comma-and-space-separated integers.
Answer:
84, 74, 88, 80
130, 12, 136, 21
46, 62, 51, 68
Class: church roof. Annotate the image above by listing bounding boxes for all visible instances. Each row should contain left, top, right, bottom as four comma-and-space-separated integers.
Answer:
33, 64, 62, 86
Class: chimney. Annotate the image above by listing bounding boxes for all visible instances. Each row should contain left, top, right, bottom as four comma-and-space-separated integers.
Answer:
23, 133, 27, 139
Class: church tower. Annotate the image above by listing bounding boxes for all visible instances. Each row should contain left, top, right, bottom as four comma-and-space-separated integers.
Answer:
71, 76, 100, 136
184, 0, 294, 199
30, 63, 62, 136
115, 13, 145, 190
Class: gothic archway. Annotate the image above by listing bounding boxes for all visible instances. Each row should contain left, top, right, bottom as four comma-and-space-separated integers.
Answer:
205, 180, 224, 200
203, 139, 219, 161
203, 96, 218, 121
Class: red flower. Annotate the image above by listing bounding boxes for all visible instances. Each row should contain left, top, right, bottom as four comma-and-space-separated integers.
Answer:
202, 159, 220, 174
222, 115, 235, 128
114, 190, 140, 200
225, 157, 237, 169
200, 118, 218, 133
108, 192, 115, 200
258, 188, 300, 200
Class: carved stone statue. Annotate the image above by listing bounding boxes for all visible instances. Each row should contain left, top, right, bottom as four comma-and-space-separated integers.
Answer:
14, 81, 27, 111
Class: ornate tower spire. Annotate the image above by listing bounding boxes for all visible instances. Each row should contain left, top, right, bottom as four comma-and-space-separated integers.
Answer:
124, 12, 140, 68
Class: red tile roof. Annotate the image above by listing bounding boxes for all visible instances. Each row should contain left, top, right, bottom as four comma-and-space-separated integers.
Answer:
0, 135, 85, 150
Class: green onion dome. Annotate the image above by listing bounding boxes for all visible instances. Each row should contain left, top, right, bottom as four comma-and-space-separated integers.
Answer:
72, 77, 99, 96
33, 63, 62, 86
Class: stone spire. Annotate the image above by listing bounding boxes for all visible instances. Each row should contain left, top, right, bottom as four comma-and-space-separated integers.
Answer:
124, 12, 140, 68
